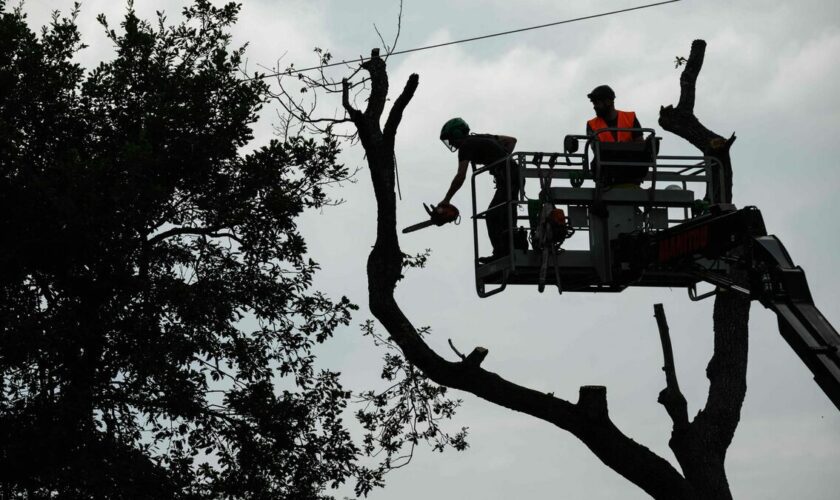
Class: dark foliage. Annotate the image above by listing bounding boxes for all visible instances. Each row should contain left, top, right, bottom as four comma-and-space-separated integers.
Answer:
354, 320, 467, 496
0, 2, 368, 497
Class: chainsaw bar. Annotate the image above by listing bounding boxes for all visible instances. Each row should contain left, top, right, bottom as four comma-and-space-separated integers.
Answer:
402, 219, 436, 233
402, 203, 458, 234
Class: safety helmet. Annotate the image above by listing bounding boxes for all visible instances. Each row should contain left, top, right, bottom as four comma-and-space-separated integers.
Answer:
440, 117, 470, 152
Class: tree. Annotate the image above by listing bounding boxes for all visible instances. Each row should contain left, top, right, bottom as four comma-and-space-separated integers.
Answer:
0, 2, 432, 497
281, 41, 751, 499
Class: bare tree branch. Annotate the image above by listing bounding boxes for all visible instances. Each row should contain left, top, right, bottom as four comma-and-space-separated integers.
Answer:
342, 78, 362, 121
361, 49, 388, 121
676, 40, 704, 112
146, 225, 242, 245
659, 39, 736, 203
447, 338, 466, 360
374, 24, 390, 54
383, 73, 419, 143
378, 0, 403, 63
653, 304, 689, 430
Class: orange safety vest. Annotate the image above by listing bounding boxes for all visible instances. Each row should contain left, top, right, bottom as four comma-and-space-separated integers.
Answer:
587, 110, 636, 142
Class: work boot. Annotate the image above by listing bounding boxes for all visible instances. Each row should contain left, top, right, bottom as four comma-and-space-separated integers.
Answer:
477, 255, 494, 265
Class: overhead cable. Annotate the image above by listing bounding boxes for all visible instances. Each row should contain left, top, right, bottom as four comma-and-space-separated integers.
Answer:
256, 0, 682, 78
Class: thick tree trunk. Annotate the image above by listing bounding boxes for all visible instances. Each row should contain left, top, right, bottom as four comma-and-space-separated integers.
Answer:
661, 289, 749, 500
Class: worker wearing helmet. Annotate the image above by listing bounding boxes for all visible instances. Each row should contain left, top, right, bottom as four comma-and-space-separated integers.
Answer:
438, 118, 518, 263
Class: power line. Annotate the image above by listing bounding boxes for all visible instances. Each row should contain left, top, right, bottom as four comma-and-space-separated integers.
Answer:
257, 0, 681, 78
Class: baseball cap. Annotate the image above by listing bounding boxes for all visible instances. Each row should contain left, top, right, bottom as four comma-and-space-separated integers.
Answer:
587, 85, 615, 101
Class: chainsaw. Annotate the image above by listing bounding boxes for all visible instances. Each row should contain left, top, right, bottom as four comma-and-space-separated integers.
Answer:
402, 203, 460, 233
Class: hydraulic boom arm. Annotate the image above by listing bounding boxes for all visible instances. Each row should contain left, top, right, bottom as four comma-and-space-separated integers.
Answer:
751, 236, 840, 411
646, 207, 840, 410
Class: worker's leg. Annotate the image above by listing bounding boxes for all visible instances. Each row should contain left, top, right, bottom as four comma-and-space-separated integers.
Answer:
486, 185, 506, 256
486, 173, 520, 257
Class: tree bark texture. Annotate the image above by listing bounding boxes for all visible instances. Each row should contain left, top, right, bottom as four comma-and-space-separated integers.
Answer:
351, 40, 749, 499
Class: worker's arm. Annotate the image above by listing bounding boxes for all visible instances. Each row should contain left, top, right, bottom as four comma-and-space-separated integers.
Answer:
496, 135, 517, 154
440, 159, 470, 206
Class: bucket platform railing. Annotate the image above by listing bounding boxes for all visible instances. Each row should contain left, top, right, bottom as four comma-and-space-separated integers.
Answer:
471, 129, 726, 297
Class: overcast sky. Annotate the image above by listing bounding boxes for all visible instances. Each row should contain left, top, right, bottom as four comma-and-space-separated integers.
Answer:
24, 1, 840, 498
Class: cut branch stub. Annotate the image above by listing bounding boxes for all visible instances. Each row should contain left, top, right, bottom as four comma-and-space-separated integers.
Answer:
463, 347, 488, 368
578, 386, 608, 421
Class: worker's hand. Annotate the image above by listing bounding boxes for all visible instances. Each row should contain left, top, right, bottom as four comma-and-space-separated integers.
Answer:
430, 202, 459, 226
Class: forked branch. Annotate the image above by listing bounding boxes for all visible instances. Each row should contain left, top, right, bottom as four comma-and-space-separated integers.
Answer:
659, 39, 735, 202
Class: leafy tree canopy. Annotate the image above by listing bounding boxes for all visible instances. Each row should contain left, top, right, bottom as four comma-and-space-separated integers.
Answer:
0, 1, 367, 497
0, 1, 468, 496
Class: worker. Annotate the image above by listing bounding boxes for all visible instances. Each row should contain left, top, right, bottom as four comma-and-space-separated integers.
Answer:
585, 85, 642, 142
586, 85, 646, 187
438, 118, 518, 263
